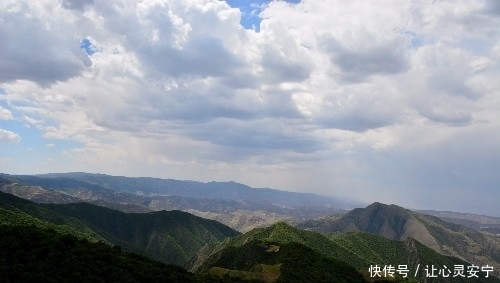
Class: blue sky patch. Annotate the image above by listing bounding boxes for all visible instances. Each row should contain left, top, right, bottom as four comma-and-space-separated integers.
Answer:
80, 38, 96, 55
226, 0, 300, 31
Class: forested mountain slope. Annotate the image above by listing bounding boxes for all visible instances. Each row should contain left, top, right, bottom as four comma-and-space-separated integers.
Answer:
190, 222, 498, 282
298, 202, 500, 277
0, 191, 239, 266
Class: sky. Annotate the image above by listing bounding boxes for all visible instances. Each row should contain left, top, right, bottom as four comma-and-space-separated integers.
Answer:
1, 0, 499, 216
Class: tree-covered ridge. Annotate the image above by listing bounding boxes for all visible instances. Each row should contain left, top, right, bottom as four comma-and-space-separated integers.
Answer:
328, 232, 470, 269
192, 222, 500, 283
298, 202, 500, 277
42, 202, 240, 265
0, 191, 105, 243
3, 175, 499, 282
191, 222, 383, 272
0, 225, 256, 283
0, 191, 239, 266
200, 239, 367, 283
327, 232, 500, 282
189, 222, 347, 271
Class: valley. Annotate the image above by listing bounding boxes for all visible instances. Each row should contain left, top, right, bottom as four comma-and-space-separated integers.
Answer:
1, 173, 499, 283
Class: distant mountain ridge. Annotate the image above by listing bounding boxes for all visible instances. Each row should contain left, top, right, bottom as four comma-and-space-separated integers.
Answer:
29, 172, 352, 207
3, 171, 500, 282
419, 210, 500, 235
298, 202, 500, 277
1, 172, 352, 231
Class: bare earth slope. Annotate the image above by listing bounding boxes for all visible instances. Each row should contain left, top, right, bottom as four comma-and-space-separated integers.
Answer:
299, 202, 500, 276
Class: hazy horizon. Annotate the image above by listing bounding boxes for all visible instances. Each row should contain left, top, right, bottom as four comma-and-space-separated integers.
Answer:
3, 170, 500, 218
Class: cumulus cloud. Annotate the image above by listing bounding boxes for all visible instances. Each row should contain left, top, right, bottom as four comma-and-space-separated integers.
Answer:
0, 107, 13, 120
1, 0, 500, 214
0, 1, 91, 85
320, 36, 410, 82
0, 129, 20, 143
61, 0, 95, 11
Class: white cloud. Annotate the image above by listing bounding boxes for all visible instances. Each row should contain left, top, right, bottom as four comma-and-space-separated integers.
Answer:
0, 129, 20, 143
1, 0, 500, 214
0, 1, 90, 85
0, 106, 13, 120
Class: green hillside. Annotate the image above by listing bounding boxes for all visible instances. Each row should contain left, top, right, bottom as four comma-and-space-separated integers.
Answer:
200, 239, 367, 283
328, 232, 467, 268
192, 222, 500, 283
299, 202, 500, 276
0, 191, 239, 266
327, 232, 500, 282
190, 222, 355, 271
3, 176, 499, 283
0, 191, 104, 243
414, 213, 500, 267
43, 202, 240, 265
0, 224, 255, 283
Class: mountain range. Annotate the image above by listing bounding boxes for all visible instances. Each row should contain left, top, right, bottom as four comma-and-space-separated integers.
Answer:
1, 172, 351, 231
418, 210, 500, 235
298, 202, 500, 276
1, 172, 500, 282
0, 190, 238, 266
191, 222, 497, 282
